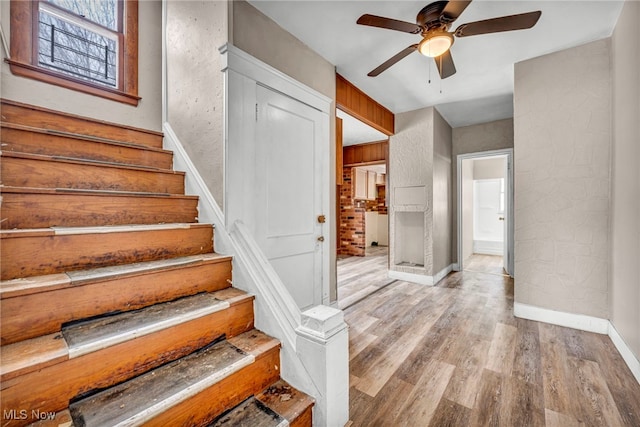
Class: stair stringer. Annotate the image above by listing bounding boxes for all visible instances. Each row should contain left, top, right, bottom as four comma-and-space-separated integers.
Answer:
163, 122, 349, 427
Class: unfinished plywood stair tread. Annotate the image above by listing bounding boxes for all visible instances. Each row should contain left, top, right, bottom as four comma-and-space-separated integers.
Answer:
210, 379, 315, 427
69, 331, 280, 427
208, 397, 287, 427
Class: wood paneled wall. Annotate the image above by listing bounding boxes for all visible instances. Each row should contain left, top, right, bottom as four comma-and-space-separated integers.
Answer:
343, 140, 388, 166
336, 74, 394, 135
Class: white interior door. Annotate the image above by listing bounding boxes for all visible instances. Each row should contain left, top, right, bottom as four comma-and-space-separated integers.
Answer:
254, 85, 325, 310
473, 179, 504, 246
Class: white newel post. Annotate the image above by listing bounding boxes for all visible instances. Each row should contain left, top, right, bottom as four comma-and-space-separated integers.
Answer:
296, 306, 349, 427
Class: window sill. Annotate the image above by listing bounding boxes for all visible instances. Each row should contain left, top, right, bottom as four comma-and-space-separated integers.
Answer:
7, 59, 140, 106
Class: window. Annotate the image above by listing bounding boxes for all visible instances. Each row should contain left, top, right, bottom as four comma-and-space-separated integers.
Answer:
8, 0, 139, 105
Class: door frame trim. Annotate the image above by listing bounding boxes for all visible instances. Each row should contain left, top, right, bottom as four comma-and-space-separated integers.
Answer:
455, 148, 514, 276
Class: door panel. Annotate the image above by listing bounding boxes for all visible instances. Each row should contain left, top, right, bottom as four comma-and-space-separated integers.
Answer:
255, 86, 324, 310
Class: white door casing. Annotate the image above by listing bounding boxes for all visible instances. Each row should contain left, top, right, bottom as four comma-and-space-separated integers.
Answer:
222, 45, 331, 311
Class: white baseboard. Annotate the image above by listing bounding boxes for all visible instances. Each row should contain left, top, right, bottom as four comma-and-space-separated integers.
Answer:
608, 323, 640, 384
452, 263, 461, 272
473, 240, 503, 256
513, 302, 609, 334
433, 264, 454, 285
388, 270, 433, 286
514, 302, 640, 385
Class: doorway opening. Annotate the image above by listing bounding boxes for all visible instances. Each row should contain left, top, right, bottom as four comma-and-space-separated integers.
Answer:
457, 149, 513, 277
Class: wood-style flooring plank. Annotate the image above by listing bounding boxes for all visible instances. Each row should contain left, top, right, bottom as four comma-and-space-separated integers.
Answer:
343, 254, 640, 426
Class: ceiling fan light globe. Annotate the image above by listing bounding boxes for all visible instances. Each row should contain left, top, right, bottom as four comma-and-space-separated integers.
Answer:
418, 32, 453, 57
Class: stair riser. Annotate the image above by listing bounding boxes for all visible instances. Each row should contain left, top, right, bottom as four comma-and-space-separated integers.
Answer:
1, 192, 198, 229
0, 307, 255, 426
1, 260, 232, 345
1, 227, 214, 280
0, 100, 163, 149
144, 350, 281, 427
1, 126, 173, 169
2, 156, 185, 194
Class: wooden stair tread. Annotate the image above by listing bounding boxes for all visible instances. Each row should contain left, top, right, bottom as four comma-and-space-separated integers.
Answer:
208, 397, 287, 427
2, 151, 177, 173
0, 186, 196, 198
1, 121, 170, 152
62, 293, 229, 358
1, 291, 253, 382
0, 222, 210, 239
1, 99, 164, 149
68, 331, 279, 426
0, 333, 68, 382
256, 379, 315, 426
1, 253, 230, 299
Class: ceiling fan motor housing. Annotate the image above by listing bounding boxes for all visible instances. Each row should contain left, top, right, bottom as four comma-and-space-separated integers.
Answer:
416, 1, 450, 29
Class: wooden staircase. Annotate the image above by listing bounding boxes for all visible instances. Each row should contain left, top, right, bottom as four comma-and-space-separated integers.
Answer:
0, 100, 314, 427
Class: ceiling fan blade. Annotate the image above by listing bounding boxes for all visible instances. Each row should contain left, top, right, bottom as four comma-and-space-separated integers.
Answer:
357, 14, 422, 34
454, 11, 541, 37
435, 50, 456, 79
368, 44, 419, 77
440, 1, 472, 23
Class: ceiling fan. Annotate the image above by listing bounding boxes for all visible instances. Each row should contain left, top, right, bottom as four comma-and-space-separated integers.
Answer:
357, 1, 541, 79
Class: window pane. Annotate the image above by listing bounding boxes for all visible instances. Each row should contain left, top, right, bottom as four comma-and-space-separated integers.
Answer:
38, 10, 118, 87
45, 0, 118, 31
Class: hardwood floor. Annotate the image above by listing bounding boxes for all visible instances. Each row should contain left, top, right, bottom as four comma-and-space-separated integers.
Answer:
463, 253, 508, 276
344, 267, 640, 426
337, 246, 394, 309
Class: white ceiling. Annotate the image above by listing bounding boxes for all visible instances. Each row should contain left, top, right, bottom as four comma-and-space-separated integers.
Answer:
248, 0, 624, 132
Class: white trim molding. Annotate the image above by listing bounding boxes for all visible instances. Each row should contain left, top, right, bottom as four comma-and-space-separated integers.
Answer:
608, 323, 640, 384
514, 302, 640, 385
388, 264, 453, 286
514, 303, 609, 334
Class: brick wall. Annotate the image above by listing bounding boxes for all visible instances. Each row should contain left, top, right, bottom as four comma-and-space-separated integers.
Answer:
338, 167, 365, 256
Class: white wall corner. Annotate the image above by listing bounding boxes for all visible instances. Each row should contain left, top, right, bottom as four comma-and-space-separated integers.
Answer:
433, 264, 454, 285
388, 270, 434, 286
296, 306, 350, 427
452, 263, 460, 272
513, 302, 610, 334
608, 323, 640, 384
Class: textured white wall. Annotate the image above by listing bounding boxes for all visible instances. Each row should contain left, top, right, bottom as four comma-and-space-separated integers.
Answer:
451, 118, 514, 263
0, 1, 162, 131
432, 109, 453, 274
473, 157, 505, 180
165, 0, 227, 208
514, 39, 611, 318
389, 107, 433, 275
610, 0, 640, 358
461, 159, 474, 264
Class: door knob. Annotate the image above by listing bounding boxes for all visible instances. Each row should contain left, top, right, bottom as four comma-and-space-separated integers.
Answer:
499, 217, 505, 221
317, 236, 325, 242
317, 215, 326, 224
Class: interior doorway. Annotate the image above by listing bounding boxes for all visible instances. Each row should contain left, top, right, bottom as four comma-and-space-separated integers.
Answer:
457, 149, 514, 276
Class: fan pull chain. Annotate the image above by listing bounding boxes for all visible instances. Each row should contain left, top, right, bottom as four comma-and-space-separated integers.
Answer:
439, 56, 443, 94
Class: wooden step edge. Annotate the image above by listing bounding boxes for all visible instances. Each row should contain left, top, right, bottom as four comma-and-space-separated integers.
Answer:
208, 396, 288, 427
0, 186, 198, 199
2, 151, 181, 174
0, 99, 164, 139
0, 186, 192, 199
0, 222, 211, 239
0, 333, 68, 383
68, 331, 279, 426
0, 292, 250, 382
63, 294, 231, 359
228, 330, 282, 358
1, 121, 172, 155
1, 253, 231, 299
256, 379, 315, 427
